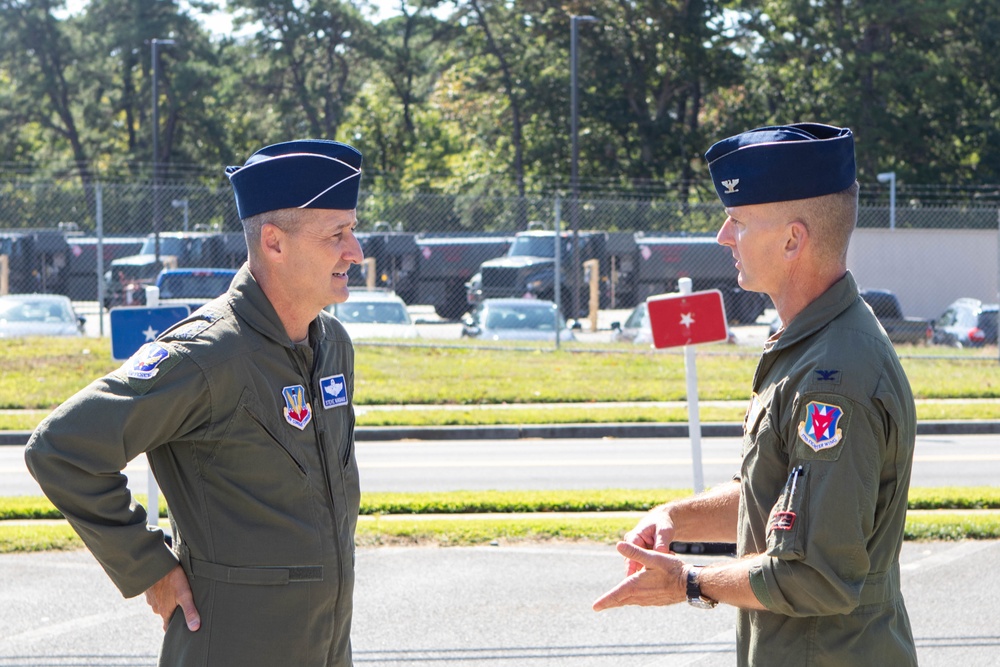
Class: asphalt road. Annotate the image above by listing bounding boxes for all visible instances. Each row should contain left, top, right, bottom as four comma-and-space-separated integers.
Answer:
1, 540, 998, 666
3, 434, 999, 496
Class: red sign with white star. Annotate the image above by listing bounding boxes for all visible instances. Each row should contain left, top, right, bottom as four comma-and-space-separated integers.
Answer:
646, 289, 728, 348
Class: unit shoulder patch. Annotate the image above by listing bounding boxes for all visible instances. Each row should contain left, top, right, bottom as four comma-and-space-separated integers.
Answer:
796, 400, 846, 454
119, 342, 184, 395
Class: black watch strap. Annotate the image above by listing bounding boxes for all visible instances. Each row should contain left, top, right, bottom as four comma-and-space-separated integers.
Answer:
686, 565, 718, 609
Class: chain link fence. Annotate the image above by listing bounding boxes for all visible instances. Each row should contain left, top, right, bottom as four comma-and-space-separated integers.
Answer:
1, 181, 997, 354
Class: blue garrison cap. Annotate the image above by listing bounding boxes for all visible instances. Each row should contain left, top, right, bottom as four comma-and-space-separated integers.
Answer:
705, 123, 855, 207
226, 140, 363, 219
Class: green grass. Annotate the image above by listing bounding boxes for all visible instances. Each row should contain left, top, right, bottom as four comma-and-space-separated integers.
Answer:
4, 487, 1000, 553
1, 338, 999, 428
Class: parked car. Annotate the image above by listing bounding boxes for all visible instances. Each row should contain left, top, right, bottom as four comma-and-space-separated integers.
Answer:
328, 291, 419, 340
154, 268, 238, 312
615, 301, 736, 346
765, 289, 933, 345
0, 294, 85, 338
933, 298, 999, 348
610, 302, 653, 345
461, 298, 576, 342
858, 289, 933, 345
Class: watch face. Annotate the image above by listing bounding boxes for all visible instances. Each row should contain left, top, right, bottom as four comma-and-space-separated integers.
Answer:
687, 596, 718, 610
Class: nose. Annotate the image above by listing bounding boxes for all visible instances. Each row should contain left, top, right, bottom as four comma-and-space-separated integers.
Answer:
716, 216, 735, 248
344, 230, 364, 265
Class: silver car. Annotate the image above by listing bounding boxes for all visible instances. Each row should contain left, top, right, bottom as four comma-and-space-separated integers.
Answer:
328, 291, 420, 340
0, 294, 85, 338
461, 298, 575, 342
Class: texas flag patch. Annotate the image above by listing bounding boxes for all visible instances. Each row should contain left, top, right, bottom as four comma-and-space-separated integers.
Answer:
797, 401, 844, 452
319, 374, 348, 409
282, 385, 313, 430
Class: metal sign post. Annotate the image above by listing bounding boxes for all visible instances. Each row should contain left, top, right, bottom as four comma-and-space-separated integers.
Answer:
646, 278, 729, 493
109, 286, 189, 529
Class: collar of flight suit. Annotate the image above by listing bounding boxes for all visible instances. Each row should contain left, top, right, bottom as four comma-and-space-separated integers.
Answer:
753, 271, 861, 399
228, 263, 326, 349
764, 271, 860, 354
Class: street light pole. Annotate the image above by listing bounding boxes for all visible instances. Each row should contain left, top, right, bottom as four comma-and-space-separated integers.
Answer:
570, 15, 597, 321
877, 171, 897, 230
172, 198, 189, 232
151, 38, 175, 263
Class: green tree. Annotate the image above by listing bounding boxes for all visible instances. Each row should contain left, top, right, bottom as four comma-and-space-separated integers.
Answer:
738, 0, 966, 185
341, 1, 460, 191
227, 0, 373, 144
0, 0, 93, 183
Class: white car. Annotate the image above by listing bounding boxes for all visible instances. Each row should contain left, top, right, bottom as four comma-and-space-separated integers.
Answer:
0, 294, 85, 338
461, 298, 576, 342
328, 291, 419, 340
610, 302, 653, 345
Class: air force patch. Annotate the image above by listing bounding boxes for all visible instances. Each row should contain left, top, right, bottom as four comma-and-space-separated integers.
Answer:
125, 343, 170, 380
797, 401, 844, 452
282, 385, 313, 430
319, 374, 348, 409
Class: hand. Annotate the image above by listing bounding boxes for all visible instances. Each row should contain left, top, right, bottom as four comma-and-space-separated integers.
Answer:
621, 505, 676, 575
592, 541, 687, 612
144, 564, 201, 632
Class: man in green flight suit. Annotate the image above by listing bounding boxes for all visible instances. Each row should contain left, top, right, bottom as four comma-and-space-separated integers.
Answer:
593, 123, 918, 666
26, 139, 367, 666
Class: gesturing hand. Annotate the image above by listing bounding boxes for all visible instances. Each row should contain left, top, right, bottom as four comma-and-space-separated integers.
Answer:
593, 541, 688, 611
621, 505, 676, 576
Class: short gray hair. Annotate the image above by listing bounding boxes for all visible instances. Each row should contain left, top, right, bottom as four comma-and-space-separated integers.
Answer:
242, 208, 301, 259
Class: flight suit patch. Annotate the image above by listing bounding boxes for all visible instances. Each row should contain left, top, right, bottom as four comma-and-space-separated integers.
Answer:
813, 369, 841, 384
797, 401, 844, 452
319, 374, 348, 409
282, 385, 313, 430
745, 393, 765, 434
163, 313, 220, 341
120, 342, 183, 395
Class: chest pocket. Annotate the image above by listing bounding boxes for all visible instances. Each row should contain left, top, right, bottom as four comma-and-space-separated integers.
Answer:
214, 387, 308, 478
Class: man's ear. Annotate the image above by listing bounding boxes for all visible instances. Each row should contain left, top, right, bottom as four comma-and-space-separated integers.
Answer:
784, 220, 807, 259
260, 223, 285, 262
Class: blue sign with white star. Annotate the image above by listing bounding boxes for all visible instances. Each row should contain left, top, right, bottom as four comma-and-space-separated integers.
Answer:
110, 306, 190, 361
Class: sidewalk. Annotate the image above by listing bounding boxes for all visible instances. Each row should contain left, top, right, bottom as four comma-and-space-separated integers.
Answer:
2, 404, 999, 445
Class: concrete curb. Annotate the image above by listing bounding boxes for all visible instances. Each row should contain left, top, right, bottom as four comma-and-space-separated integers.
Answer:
3, 420, 999, 446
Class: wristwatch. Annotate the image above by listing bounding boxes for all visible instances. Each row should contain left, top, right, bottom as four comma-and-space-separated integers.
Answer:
686, 565, 718, 609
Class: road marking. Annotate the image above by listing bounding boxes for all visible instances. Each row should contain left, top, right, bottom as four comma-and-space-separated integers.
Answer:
900, 539, 997, 573
357, 458, 739, 468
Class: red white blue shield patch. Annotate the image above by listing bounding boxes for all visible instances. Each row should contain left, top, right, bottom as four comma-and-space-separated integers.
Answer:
282, 385, 312, 430
797, 401, 844, 452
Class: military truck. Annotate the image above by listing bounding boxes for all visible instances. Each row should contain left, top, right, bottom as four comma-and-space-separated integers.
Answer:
465, 230, 768, 323
103, 231, 246, 307
0, 229, 72, 296
465, 231, 607, 318
630, 233, 769, 324
350, 231, 512, 320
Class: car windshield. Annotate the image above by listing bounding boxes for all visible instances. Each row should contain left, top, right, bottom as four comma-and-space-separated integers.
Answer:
0, 299, 72, 323
485, 305, 561, 331
140, 237, 191, 256
158, 273, 234, 299
336, 302, 410, 324
508, 236, 575, 258
624, 304, 648, 329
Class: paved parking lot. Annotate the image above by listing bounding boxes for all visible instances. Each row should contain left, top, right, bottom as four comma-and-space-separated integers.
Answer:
1, 539, 998, 666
